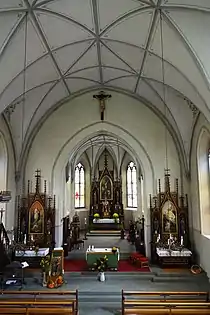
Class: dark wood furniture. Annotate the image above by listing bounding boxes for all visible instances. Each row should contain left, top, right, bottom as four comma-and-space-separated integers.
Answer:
16, 170, 56, 248
122, 290, 210, 315
150, 171, 190, 265
0, 290, 78, 315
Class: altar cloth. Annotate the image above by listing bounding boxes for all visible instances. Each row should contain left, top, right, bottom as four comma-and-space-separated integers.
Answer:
156, 248, 192, 257
86, 247, 120, 269
15, 248, 49, 257
93, 218, 119, 223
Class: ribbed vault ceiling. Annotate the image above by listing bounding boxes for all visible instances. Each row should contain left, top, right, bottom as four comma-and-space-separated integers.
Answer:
1, 0, 210, 167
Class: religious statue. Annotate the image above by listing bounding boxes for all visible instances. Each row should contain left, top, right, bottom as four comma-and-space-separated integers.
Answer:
70, 211, 80, 245
102, 197, 110, 218
100, 176, 112, 200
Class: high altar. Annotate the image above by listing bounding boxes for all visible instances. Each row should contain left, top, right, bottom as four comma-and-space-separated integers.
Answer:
89, 149, 124, 226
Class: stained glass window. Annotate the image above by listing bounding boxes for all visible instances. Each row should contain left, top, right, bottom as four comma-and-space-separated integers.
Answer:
127, 161, 137, 208
75, 163, 85, 208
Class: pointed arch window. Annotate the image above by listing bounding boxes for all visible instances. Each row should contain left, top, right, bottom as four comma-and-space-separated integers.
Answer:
75, 163, 85, 208
127, 162, 137, 208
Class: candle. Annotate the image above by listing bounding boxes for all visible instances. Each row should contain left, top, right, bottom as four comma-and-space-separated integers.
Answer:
168, 239, 170, 245
181, 236, 183, 246
85, 218, 87, 224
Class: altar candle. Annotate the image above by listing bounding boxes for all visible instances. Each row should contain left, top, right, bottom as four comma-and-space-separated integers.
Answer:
181, 236, 183, 246
31, 234, 34, 241
168, 239, 170, 245
84, 218, 87, 224
24, 234, 26, 244
170, 234, 172, 239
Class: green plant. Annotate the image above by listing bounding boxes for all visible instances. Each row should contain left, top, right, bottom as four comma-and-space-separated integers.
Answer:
93, 255, 108, 272
40, 255, 51, 273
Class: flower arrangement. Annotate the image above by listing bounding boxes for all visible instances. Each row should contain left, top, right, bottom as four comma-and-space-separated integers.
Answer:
34, 245, 39, 256
112, 246, 117, 254
93, 255, 108, 272
113, 213, 119, 223
40, 255, 51, 273
94, 213, 100, 220
47, 275, 64, 289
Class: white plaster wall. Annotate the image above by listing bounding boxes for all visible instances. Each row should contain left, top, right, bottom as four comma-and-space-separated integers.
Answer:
190, 113, 210, 278
0, 115, 16, 230
25, 91, 183, 248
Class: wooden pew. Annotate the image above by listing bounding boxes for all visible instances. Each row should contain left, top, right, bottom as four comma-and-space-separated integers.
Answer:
122, 290, 210, 315
0, 290, 78, 315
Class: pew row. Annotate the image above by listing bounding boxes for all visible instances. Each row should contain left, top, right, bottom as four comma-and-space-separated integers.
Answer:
122, 291, 210, 315
0, 290, 78, 315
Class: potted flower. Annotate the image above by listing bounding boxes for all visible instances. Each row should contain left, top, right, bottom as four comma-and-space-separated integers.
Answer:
113, 213, 119, 224
94, 213, 100, 221
93, 255, 108, 281
112, 246, 117, 254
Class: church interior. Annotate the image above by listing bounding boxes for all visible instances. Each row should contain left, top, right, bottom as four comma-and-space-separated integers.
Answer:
0, 0, 210, 314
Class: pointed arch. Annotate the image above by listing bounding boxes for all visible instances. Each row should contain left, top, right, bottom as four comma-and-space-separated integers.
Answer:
74, 162, 85, 208
126, 161, 137, 208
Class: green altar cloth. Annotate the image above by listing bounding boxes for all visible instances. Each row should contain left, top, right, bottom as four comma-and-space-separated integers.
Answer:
86, 248, 119, 270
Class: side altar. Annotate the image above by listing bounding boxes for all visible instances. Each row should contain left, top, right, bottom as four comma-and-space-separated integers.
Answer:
16, 170, 56, 248
89, 149, 124, 229
150, 171, 192, 267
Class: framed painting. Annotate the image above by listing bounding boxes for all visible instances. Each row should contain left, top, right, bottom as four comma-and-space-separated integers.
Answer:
100, 175, 113, 200
162, 200, 178, 234
29, 200, 44, 234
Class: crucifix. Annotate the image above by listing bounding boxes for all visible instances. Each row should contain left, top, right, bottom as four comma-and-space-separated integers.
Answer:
0, 208, 5, 223
93, 91, 112, 121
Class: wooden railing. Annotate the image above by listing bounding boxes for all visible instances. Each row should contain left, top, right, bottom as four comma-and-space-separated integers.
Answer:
122, 290, 210, 315
0, 290, 78, 315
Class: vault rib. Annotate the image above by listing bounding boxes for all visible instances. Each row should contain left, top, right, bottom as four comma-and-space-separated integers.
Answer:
23, 0, 71, 95
92, 0, 103, 84
134, 0, 162, 93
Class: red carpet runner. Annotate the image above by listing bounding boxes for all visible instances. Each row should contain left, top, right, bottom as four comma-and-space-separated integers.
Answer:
64, 259, 150, 272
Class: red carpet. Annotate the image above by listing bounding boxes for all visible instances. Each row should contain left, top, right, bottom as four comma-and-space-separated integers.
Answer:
64, 259, 150, 272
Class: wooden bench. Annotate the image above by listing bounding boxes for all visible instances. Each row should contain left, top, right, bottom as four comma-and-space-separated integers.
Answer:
0, 290, 78, 315
122, 290, 210, 315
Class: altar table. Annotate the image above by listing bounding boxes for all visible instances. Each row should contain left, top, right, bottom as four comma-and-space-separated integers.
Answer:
15, 248, 49, 268
86, 247, 119, 270
156, 248, 192, 266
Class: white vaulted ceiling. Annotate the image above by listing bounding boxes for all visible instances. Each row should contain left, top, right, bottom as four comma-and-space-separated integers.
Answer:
0, 0, 210, 168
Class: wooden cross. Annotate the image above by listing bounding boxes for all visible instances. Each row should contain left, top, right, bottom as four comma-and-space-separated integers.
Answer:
93, 91, 112, 121
0, 208, 5, 223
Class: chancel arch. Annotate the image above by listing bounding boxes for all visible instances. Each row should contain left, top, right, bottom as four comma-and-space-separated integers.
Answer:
51, 123, 154, 252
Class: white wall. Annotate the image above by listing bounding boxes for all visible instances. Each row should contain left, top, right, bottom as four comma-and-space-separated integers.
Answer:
190, 113, 210, 278
24, 91, 184, 249
0, 115, 16, 230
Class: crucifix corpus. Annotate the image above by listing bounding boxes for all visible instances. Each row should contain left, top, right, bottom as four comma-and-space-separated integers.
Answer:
93, 91, 112, 121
